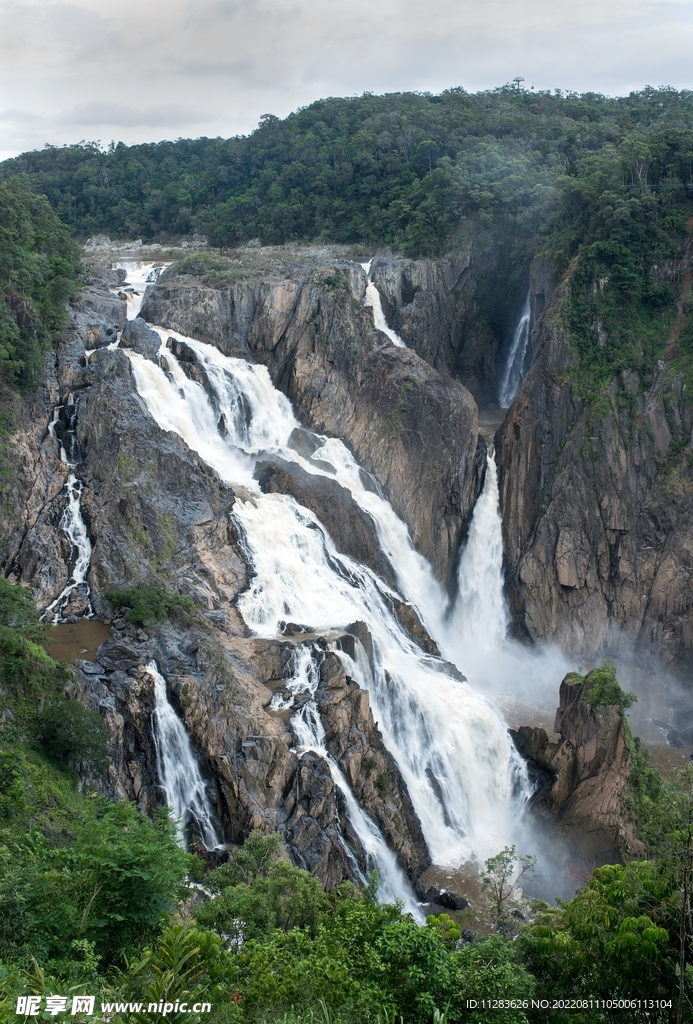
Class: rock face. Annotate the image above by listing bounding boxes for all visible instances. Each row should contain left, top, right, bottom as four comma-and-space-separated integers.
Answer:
120, 317, 162, 359
254, 457, 397, 588
368, 246, 526, 407
497, 258, 693, 679
141, 258, 484, 590
511, 671, 646, 865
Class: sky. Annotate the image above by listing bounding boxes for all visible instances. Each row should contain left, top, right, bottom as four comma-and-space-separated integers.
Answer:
1, 0, 693, 162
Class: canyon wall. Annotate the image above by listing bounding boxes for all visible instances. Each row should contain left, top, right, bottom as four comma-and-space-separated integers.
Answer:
496, 260, 693, 680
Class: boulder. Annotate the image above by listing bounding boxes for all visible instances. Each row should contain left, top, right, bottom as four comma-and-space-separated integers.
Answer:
121, 318, 161, 360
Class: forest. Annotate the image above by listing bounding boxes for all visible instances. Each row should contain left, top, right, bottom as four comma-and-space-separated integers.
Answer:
2, 85, 693, 402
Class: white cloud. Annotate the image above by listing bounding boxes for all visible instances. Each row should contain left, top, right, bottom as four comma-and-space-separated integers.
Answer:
0, 0, 692, 160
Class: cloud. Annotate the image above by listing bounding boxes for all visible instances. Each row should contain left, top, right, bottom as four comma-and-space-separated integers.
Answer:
0, 0, 692, 161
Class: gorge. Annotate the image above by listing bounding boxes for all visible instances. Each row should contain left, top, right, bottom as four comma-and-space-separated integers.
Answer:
3, 236, 688, 920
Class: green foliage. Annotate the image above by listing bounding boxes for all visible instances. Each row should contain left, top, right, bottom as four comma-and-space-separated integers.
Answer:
481, 845, 536, 934
195, 859, 328, 943
105, 581, 194, 627
0, 176, 80, 390
0, 764, 191, 965
4, 87, 692, 261
3, 86, 692, 410
0, 578, 46, 642
571, 662, 638, 710
36, 698, 109, 775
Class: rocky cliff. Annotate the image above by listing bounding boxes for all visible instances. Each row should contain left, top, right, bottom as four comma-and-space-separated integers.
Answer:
1, 254, 431, 892
512, 670, 646, 865
497, 258, 693, 680
141, 254, 485, 590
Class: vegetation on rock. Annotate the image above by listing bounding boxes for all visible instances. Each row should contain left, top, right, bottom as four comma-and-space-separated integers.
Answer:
105, 582, 194, 628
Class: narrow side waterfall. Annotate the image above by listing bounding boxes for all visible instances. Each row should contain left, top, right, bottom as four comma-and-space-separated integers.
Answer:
115, 262, 169, 320
276, 647, 422, 919
499, 292, 531, 408
448, 453, 509, 652
360, 260, 406, 348
127, 328, 531, 875
148, 660, 222, 850
42, 474, 94, 623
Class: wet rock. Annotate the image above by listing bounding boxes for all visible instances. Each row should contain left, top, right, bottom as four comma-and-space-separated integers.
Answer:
497, 258, 693, 678
421, 886, 469, 910
62, 587, 91, 621
141, 257, 483, 589
315, 651, 430, 880
96, 639, 140, 672
386, 596, 440, 656
121, 317, 162, 360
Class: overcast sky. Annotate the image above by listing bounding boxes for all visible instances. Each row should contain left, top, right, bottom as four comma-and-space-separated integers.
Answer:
1, 0, 692, 161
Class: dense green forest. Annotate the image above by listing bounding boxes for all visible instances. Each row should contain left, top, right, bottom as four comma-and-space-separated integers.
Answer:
3, 84, 692, 400
0, 177, 80, 392
0, 578, 692, 1024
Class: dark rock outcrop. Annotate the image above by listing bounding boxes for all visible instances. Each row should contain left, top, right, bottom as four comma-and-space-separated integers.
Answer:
511, 671, 646, 865
315, 651, 430, 880
120, 317, 162, 360
368, 246, 526, 407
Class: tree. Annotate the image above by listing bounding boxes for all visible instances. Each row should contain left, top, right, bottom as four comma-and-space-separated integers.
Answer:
481, 845, 536, 933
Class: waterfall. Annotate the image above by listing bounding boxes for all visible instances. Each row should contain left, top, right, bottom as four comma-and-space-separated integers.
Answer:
115, 262, 169, 320
149, 660, 222, 850
42, 474, 94, 623
126, 328, 531, 874
499, 292, 531, 408
448, 453, 509, 653
276, 647, 422, 919
360, 260, 406, 348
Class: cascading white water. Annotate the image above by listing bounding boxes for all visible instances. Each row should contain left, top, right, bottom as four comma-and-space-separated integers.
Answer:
148, 660, 222, 850
360, 260, 406, 348
499, 292, 531, 408
276, 646, 422, 918
126, 328, 531, 873
42, 474, 94, 623
115, 262, 170, 320
447, 453, 509, 653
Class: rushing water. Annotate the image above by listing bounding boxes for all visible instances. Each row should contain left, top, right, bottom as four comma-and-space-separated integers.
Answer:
277, 646, 422, 918
360, 260, 407, 348
448, 453, 508, 653
126, 322, 532, 874
115, 262, 170, 320
42, 474, 94, 623
499, 292, 531, 408
148, 660, 222, 849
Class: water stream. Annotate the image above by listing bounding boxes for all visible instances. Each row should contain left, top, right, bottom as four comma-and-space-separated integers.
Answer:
148, 660, 222, 850
499, 292, 531, 408
115, 261, 170, 320
360, 260, 406, 348
42, 474, 94, 623
276, 646, 422, 918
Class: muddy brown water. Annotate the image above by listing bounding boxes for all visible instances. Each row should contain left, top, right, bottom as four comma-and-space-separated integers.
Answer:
46, 619, 112, 662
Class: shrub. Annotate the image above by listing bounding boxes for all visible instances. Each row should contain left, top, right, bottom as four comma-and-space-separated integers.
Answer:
106, 582, 193, 627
